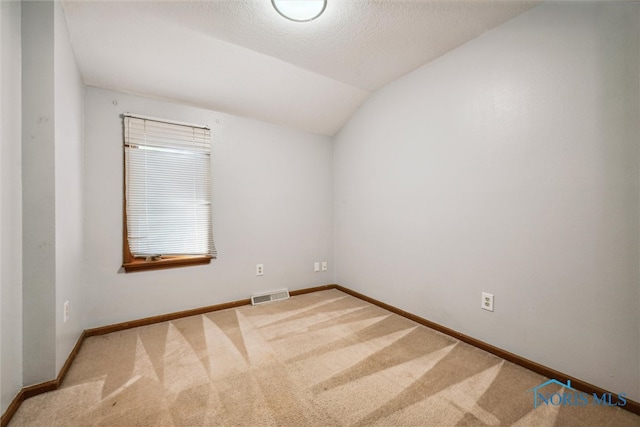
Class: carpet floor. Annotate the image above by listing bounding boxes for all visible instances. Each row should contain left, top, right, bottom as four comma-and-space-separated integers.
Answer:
8, 289, 640, 426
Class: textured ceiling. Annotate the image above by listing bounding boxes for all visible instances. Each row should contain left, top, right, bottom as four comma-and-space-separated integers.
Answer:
61, 0, 540, 135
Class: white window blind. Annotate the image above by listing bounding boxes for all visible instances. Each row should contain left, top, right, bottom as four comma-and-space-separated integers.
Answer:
123, 114, 216, 258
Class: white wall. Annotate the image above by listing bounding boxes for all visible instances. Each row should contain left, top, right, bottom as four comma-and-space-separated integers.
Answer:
1, 0, 23, 414
334, 1, 640, 401
84, 88, 333, 327
53, 0, 84, 375
20, 0, 85, 386
21, 0, 57, 386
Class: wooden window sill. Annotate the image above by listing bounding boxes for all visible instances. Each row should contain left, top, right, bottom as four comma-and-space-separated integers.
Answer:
123, 255, 213, 272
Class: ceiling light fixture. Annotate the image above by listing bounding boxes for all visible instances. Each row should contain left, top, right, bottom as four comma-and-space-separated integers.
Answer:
271, 0, 327, 22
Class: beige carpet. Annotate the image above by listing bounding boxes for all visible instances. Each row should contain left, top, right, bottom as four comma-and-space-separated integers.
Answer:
9, 289, 639, 426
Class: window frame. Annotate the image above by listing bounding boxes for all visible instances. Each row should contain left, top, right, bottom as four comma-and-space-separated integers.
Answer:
121, 114, 215, 273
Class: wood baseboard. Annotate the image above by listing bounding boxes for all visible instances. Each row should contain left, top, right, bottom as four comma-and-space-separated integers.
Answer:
290, 284, 337, 296
3, 282, 637, 424
0, 331, 87, 427
85, 298, 252, 337
1, 389, 26, 427
333, 284, 640, 416
86, 284, 339, 337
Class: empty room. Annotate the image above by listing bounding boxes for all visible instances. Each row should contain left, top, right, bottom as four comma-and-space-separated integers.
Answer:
1, 0, 639, 425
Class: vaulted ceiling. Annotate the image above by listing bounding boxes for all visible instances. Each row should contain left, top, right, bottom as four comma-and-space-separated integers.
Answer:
61, 0, 539, 135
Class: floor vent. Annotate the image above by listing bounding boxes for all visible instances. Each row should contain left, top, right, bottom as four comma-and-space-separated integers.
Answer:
251, 288, 290, 306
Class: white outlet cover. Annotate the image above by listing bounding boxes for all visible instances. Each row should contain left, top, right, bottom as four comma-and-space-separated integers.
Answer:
482, 292, 494, 312
321, 261, 328, 271
256, 264, 264, 276
63, 300, 70, 323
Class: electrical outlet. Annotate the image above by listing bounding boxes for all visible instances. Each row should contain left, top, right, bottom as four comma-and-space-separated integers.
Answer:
482, 292, 494, 312
321, 261, 328, 271
63, 300, 69, 323
256, 264, 264, 276
314, 262, 320, 272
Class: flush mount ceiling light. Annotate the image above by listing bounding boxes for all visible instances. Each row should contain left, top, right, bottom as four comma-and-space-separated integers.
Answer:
271, 0, 327, 22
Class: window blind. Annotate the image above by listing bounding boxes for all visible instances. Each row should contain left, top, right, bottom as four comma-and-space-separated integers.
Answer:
123, 114, 216, 258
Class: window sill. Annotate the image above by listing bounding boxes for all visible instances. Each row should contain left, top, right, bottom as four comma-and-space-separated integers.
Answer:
123, 255, 213, 273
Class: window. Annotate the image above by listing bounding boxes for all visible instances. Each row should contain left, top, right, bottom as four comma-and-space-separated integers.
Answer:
122, 114, 216, 272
